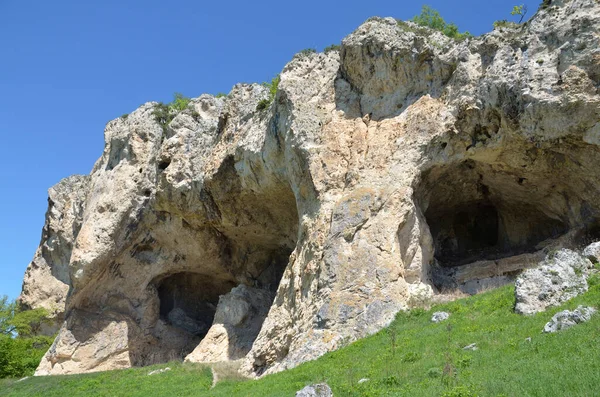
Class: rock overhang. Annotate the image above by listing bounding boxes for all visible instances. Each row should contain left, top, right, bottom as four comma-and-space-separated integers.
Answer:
20, 0, 600, 378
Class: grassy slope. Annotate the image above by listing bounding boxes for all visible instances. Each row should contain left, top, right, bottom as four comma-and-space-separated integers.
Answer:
2, 283, 599, 397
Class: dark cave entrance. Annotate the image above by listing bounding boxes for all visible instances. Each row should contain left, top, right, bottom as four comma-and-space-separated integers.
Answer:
417, 160, 569, 270
145, 164, 301, 365
156, 272, 236, 337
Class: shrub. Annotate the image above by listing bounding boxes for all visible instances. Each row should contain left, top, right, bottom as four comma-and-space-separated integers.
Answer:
215, 92, 227, 98
0, 296, 53, 379
170, 92, 191, 112
324, 44, 341, 53
297, 48, 317, 57
493, 19, 519, 29
153, 92, 193, 132
411, 6, 472, 41
256, 74, 280, 111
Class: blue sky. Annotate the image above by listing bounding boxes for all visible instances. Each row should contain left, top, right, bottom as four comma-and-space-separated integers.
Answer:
0, 0, 540, 301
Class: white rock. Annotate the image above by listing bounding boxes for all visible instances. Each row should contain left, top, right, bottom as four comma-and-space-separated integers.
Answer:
148, 367, 171, 376
431, 312, 450, 323
296, 383, 333, 397
515, 250, 591, 315
543, 306, 596, 333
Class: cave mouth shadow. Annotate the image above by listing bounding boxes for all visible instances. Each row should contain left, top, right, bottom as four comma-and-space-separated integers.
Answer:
156, 272, 236, 339
140, 172, 301, 366
414, 159, 579, 290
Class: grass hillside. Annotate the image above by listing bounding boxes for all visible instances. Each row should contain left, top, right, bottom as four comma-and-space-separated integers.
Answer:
2, 283, 599, 396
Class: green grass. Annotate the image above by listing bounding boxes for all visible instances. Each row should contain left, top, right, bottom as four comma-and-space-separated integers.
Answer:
3, 284, 600, 396
0, 362, 212, 397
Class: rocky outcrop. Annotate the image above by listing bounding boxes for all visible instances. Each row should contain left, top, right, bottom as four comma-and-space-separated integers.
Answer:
185, 285, 273, 363
19, 175, 89, 335
22, 0, 600, 378
543, 305, 596, 333
515, 249, 592, 315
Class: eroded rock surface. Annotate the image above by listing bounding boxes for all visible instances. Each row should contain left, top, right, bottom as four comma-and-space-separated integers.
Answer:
19, 175, 89, 335
543, 305, 596, 333
515, 249, 592, 315
21, 0, 600, 377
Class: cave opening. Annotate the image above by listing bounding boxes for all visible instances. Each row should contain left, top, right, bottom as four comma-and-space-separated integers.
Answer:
156, 272, 236, 337
417, 160, 569, 271
144, 167, 301, 365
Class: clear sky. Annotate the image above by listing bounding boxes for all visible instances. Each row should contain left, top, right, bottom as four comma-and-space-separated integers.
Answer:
0, 0, 540, 301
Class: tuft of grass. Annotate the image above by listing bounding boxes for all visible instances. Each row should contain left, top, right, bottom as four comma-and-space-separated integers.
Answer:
4, 284, 600, 396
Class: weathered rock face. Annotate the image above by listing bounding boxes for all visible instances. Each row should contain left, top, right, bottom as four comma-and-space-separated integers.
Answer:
21, 0, 600, 377
19, 175, 89, 335
515, 249, 592, 315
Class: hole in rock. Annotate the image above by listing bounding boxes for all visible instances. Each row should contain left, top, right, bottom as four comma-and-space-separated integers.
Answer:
416, 160, 571, 286
144, 161, 300, 365
156, 272, 236, 337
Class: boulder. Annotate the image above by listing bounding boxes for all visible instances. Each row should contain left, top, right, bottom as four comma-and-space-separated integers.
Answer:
515, 250, 592, 315
543, 306, 596, 333
296, 383, 333, 397
431, 312, 450, 323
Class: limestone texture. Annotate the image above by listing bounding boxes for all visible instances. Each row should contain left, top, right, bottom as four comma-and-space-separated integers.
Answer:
543, 305, 596, 333
515, 249, 592, 315
20, 0, 600, 377
431, 312, 450, 323
296, 383, 333, 397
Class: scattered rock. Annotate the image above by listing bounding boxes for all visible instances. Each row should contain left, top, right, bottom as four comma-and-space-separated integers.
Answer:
148, 367, 171, 376
17, 377, 29, 382
358, 378, 369, 384
296, 383, 333, 397
525, 337, 531, 342
582, 242, 600, 264
462, 343, 478, 351
431, 312, 450, 323
515, 250, 592, 315
543, 306, 596, 333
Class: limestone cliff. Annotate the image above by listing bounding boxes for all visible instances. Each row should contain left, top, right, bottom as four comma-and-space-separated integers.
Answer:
21, 0, 600, 377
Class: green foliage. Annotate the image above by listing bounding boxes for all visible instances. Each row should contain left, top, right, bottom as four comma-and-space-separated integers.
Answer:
588, 273, 600, 287
1, 362, 212, 395
5, 284, 600, 395
170, 92, 191, 111
256, 74, 280, 111
296, 48, 317, 57
411, 6, 472, 40
0, 296, 53, 379
511, 4, 528, 23
120, 114, 128, 120
215, 92, 227, 98
152, 92, 193, 132
0, 335, 53, 379
324, 44, 341, 53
